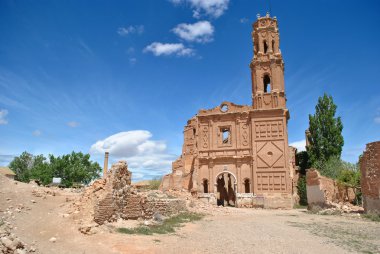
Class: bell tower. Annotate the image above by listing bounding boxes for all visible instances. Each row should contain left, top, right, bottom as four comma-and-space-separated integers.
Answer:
250, 13, 286, 110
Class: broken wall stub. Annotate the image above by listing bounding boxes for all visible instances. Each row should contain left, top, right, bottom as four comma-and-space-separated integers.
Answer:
360, 141, 380, 214
79, 161, 186, 225
306, 168, 356, 208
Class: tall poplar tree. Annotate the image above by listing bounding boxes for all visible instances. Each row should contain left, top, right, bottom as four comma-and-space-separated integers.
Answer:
307, 93, 344, 166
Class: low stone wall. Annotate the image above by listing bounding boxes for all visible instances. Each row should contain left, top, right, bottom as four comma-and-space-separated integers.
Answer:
306, 169, 356, 208
198, 192, 293, 209
360, 141, 380, 214
142, 198, 187, 218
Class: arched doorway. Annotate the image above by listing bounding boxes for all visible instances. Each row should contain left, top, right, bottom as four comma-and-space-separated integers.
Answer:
215, 172, 237, 207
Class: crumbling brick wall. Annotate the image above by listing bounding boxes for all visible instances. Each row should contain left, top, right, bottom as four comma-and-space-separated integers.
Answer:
94, 193, 115, 224
306, 168, 355, 208
360, 141, 380, 214
88, 161, 186, 225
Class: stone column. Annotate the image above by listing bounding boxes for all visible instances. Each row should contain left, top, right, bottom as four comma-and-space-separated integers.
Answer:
103, 152, 109, 178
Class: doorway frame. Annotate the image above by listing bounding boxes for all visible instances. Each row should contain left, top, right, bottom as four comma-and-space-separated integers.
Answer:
214, 171, 238, 207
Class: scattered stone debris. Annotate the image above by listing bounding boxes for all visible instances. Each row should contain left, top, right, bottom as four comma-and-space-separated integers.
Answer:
48, 237, 56, 243
0, 221, 35, 254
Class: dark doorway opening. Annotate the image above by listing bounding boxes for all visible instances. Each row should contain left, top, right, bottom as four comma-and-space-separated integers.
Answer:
203, 179, 208, 193
216, 173, 236, 206
244, 179, 250, 193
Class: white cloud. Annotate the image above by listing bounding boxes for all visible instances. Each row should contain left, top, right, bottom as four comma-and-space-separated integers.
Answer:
289, 139, 306, 152
90, 130, 175, 180
117, 25, 144, 36
129, 58, 137, 65
0, 109, 8, 125
144, 42, 194, 57
170, 0, 230, 19
374, 116, 380, 124
172, 21, 214, 43
67, 121, 80, 128
32, 130, 42, 136
90, 130, 166, 157
240, 17, 249, 23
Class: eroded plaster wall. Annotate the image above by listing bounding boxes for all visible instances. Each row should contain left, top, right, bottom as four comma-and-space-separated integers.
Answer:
360, 141, 380, 214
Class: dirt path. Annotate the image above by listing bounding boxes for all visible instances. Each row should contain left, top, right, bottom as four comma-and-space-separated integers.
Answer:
152, 209, 380, 254
1, 175, 379, 254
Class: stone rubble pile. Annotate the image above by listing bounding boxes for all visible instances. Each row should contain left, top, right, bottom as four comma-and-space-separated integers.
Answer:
1, 209, 37, 254
312, 200, 364, 215
73, 161, 187, 232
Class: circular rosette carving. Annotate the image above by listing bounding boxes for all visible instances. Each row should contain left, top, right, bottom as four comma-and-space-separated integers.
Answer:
263, 95, 271, 105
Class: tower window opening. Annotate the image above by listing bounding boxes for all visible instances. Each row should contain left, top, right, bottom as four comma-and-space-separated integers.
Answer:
221, 128, 231, 144
244, 179, 250, 193
263, 75, 271, 93
203, 179, 208, 193
264, 40, 268, 53
272, 40, 275, 52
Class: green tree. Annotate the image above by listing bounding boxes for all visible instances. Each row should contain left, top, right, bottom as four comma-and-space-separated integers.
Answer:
307, 93, 344, 167
9, 152, 46, 182
296, 151, 310, 175
48, 151, 101, 187
9, 151, 101, 187
30, 161, 53, 185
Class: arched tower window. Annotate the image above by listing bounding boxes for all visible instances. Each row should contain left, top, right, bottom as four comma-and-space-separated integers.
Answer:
272, 40, 275, 53
203, 179, 208, 193
263, 75, 271, 93
264, 40, 268, 54
244, 179, 250, 193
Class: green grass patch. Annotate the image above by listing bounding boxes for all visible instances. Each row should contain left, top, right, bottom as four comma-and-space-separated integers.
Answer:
363, 214, 380, 222
293, 204, 307, 209
117, 212, 204, 235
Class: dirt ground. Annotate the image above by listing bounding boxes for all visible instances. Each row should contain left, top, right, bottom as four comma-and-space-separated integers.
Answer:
1, 175, 379, 254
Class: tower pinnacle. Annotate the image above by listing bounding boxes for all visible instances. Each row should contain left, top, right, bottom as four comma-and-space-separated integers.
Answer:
250, 15, 286, 110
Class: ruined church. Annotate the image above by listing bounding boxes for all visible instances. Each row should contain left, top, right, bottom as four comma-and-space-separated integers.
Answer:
161, 14, 297, 209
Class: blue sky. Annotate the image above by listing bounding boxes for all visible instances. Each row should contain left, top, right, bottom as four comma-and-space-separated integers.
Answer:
1, 0, 379, 181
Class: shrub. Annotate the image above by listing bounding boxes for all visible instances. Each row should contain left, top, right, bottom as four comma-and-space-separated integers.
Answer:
297, 176, 308, 206
148, 177, 162, 190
